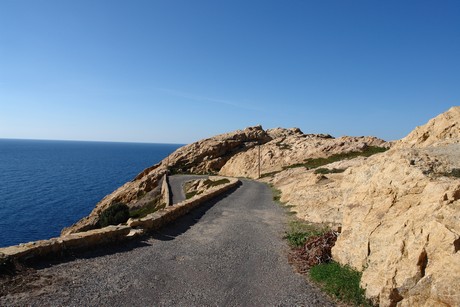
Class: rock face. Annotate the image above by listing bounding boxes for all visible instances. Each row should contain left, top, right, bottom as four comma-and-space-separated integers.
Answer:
396, 106, 460, 148
219, 133, 387, 179
267, 157, 368, 227
166, 125, 271, 174
330, 107, 460, 306
62, 168, 167, 235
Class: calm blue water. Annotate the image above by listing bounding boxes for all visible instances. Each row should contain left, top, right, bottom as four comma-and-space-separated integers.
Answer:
0, 139, 181, 248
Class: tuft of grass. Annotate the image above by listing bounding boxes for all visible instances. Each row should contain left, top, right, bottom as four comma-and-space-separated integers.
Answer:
129, 201, 161, 219
260, 170, 282, 178
271, 187, 284, 204
310, 262, 371, 306
444, 168, 460, 178
314, 168, 346, 175
186, 191, 199, 199
284, 219, 328, 247
284, 146, 388, 170
276, 143, 292, 150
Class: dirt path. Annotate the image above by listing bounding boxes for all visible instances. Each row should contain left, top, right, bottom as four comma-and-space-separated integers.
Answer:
1, 179, 334, 306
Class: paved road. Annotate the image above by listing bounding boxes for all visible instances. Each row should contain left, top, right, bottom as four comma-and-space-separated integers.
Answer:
1, 177, 334, 306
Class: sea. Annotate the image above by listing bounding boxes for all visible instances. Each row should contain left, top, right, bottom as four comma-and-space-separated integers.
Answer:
0, 139, 182, 248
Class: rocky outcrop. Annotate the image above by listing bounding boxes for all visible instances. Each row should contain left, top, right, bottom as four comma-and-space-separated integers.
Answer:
266, 157, 367, 227
62, 169, 166, 235
63, 125, 387, 235
62, 126, 272, 235
166, 125, 271, 174
330, 107, 460, 306
220, 134, 387, 179
395, 106, 460, 148
261, 107, 460, 306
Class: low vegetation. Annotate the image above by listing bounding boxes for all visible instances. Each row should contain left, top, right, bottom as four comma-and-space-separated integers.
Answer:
272, 186, 371, 306
275, 142, 292, 150
129, 201, 164, 219
98, 203, 130, 228
284, 219, 329, 247
271, 186, 283, 204
314, 168, 345, 175
284, 146, 388, 170
443, 168, 460, 178
186, 191, 198, 199
260, 170, 282, 178
310, 262, 370, 306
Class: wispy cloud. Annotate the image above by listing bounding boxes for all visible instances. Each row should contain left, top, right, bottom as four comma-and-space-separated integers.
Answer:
155, 88, 261, 111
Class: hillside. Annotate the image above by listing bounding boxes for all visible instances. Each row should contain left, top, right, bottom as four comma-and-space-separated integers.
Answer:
61, 107, 460, 307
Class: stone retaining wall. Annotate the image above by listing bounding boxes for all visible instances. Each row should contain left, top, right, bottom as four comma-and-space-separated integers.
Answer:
0, 177, 240, 264
128, 177, 240, 231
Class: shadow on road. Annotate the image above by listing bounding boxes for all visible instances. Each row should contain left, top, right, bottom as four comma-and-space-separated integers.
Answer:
31, 239, 153, 270
152, 183, 242, 241
16, 182, 242, 272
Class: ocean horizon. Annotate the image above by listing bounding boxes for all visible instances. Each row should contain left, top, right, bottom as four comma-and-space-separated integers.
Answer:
0, 139, 182, 248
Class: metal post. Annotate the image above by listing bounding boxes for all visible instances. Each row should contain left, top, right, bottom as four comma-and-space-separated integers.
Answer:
258, 145, 261, 179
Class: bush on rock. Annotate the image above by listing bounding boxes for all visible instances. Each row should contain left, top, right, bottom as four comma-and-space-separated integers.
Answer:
98, 203, 130, 228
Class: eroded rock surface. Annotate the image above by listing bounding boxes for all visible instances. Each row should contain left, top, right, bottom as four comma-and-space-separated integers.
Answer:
330, 107, 460, 306
220, 133, 387, 179
265, 157, 367, 227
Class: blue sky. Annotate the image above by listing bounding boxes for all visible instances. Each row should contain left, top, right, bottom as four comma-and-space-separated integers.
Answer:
1, 0, 459, 143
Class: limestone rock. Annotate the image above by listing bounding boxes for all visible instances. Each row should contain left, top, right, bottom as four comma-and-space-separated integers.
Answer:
396, 106, 460, 148
266, 157, 368, 227
219, 134, 387, 179
165, 125, 271, 174
61, 169, 166, 235
331, 106, 460, 306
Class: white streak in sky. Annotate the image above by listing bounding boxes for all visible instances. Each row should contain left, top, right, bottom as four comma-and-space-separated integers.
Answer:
155, 88, 261, 111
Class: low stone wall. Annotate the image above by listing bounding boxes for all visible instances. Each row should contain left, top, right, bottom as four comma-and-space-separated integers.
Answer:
0, 177, 240, 264
128, 177, 240, 230
0, 225, 131, 262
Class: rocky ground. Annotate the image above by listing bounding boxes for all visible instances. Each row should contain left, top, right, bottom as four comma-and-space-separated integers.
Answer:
264, 107, 460, 306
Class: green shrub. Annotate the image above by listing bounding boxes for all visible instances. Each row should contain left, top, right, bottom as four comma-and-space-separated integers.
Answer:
310, 262, 371, 306
98, 203, 130, 228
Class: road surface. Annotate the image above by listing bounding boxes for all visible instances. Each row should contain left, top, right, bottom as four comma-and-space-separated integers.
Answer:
1, 176, 334, 306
